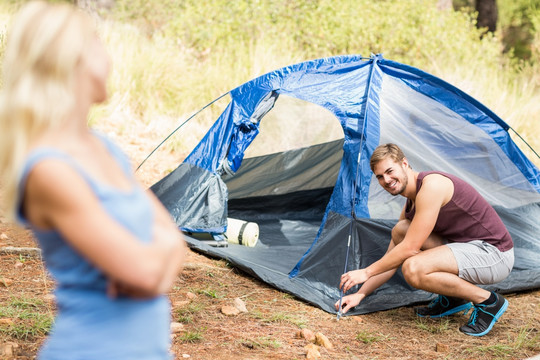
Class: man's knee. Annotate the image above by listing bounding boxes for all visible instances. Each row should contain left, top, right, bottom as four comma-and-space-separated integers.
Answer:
391, 219, 411, 245
402, 257, 424, 289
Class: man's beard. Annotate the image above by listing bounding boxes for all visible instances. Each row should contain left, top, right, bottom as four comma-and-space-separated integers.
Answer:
387, 174, 408, 196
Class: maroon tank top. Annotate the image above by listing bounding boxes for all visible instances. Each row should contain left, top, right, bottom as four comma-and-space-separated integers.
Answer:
404, 171, 513, 252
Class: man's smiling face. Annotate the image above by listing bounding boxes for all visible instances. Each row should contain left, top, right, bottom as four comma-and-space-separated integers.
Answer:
373, 157, 409, 196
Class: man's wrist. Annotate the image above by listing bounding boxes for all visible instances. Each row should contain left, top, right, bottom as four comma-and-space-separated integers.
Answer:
365, 265, 375, 278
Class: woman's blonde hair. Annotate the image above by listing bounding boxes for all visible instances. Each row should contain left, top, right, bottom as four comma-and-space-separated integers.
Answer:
0, 1, 95, 221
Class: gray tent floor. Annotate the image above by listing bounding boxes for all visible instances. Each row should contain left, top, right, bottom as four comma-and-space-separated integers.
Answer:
183, 216, 438, 314
185, 218, 320, 279
184, 203, 540, 315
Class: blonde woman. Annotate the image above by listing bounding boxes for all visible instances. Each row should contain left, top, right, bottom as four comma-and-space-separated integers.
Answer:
0, 1, 186, 359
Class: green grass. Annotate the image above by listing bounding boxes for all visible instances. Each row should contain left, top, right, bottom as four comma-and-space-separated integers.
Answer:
197, 288, 222, 299
249, 309, 306, 328
0, 296, 53, 340
240, 336, 282, 349
414, 317, 452, 334
175, 302, 205, 324
177, 329, 204, 343
355, 330, 388, 344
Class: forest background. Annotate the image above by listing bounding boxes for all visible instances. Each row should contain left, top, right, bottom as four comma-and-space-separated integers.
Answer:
1, 0, 539, 168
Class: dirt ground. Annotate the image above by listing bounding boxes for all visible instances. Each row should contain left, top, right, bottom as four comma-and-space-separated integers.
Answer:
1, 130, 539, 360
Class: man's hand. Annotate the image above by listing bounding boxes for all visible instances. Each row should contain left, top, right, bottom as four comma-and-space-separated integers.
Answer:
335, 293, 365, 314
340, 269, 369, 292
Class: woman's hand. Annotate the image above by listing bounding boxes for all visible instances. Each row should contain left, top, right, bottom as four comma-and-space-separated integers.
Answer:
107, 280, 156, 299
339, 269, 369, 292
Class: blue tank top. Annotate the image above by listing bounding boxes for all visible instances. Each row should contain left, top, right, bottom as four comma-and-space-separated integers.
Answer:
17, 134, 171, 360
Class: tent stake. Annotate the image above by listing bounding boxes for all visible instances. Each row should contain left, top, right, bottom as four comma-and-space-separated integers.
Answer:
336, 232, 352, 320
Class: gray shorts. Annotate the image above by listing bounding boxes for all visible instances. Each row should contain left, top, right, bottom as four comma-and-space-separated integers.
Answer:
446, 240, 514, 285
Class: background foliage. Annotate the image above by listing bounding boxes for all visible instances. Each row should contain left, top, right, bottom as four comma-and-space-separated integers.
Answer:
0, 0, 539, 164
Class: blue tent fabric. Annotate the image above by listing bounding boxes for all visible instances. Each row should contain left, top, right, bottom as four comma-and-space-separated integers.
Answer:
150, 54, 540, 315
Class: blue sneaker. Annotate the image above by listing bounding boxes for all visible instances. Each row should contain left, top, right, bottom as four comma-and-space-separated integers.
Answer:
415, 295, 472, 318
459, 293, 508, 337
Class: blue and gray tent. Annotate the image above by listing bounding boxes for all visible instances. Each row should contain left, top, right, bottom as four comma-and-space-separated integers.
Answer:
150, 54, 540, 315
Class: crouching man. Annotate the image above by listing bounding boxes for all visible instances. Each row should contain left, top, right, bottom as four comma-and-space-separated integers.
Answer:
335, 143, 514, 336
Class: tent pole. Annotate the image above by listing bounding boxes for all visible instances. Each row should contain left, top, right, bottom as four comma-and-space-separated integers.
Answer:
135, 92, 230, 172
336, 54, 380, 319
509, 127, 540, 160
336, 232, 352, 320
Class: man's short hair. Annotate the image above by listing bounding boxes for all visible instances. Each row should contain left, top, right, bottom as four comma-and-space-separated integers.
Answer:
370, 143, 406, 171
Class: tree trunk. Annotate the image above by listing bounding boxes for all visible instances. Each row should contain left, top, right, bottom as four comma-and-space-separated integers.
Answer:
475, 0, 498, 33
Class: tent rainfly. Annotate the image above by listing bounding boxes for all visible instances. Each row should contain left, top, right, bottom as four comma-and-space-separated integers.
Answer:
150, 54, 540, 315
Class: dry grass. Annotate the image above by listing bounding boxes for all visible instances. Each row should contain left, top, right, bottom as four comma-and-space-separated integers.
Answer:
1, 235, 539, 359
1, 138, 539, 359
